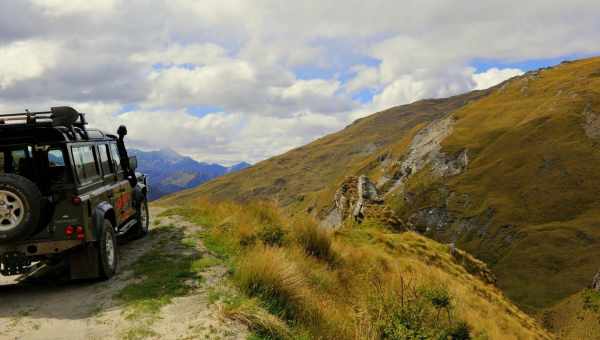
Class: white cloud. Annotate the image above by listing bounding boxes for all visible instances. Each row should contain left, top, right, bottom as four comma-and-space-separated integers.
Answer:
30, 0, 117, 16
0, 40, 59, 89
130, 43, 227, 66
1, 1, 599, 163
346, 65, 380, 93
473, 68, 524, 90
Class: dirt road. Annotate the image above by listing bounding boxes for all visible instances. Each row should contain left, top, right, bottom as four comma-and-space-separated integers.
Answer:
0, 209, 247, 340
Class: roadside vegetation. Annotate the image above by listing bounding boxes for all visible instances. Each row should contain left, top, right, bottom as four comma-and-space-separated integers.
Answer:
158, 200, 550, 339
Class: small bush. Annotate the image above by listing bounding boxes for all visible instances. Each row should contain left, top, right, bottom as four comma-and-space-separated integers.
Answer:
294, 220, 335, 263
443, 321, 472, 340
235, 246, 307, 317
421, 286, 452, 310
582, 288, 600, 313
258, 224, 286, 246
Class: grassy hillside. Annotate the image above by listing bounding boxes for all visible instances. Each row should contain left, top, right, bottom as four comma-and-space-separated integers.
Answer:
542, 289, 600, 339
163, 56, 600, 336
167, 89, 490, 211
391, 57, 600, 310
156, 199, 551, 339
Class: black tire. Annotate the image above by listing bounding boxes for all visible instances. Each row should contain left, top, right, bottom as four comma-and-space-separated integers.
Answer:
132, 197, 149, 239
0, 174, 42, 243
98, 219, 118, 280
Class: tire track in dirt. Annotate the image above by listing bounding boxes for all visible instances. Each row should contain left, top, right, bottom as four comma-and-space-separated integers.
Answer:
0, 208, 247, 340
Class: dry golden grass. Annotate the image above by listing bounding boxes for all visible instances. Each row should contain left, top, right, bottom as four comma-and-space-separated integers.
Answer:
158, 199, 552, 339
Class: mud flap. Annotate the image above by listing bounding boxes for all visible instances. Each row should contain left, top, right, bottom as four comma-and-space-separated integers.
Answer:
68, 242, 100, 280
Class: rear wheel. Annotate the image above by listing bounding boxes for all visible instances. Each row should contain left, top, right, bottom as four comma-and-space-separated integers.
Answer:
98, 219, 118, 280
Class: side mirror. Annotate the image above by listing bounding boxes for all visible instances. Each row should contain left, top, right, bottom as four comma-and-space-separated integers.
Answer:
128, 156, 138, 171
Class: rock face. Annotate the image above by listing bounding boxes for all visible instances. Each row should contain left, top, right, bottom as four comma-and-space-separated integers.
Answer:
593, 270, 600, 291
583, 104, 600, 139
322, 175, 402, 229
352, 175, 383, 220
378, 115, 469, 195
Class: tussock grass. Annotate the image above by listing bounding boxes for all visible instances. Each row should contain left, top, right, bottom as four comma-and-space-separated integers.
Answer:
160, 199, 551, 339
235, 246, 307, 318
223, 298, 293, 339
292, 218, 336, 263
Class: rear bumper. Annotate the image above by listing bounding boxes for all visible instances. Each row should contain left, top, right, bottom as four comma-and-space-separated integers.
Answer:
0, 240, 83, 257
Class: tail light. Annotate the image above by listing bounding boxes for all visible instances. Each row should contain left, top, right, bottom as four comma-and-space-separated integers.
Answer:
76, 226, 85, 240
72, 196, 82, 205
65, 225, 74, 236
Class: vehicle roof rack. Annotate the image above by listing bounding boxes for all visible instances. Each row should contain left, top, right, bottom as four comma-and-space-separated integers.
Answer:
0, 106, 87, 129
0, 106, 91, 141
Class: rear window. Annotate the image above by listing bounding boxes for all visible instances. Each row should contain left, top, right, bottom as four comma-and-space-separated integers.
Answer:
72, 145, 100, 184
0, 146, 34, 178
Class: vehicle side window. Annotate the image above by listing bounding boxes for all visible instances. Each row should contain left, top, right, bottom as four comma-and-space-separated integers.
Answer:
72, 145, 100, 184
109, 143, 121, 172
48, 149, 65, 167
48, 148, 67, 182
98, 144, 113, 175
0, 147, 32, 176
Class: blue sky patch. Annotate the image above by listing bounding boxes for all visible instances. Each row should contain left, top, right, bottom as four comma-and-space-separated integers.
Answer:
470, 53, 595, 73
187, 106, 224, 117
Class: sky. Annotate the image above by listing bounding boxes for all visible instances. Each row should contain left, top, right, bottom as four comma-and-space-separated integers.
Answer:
0, 1, 599, 165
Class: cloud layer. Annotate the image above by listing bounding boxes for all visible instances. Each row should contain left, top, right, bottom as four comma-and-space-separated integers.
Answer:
0, 1, 598, 164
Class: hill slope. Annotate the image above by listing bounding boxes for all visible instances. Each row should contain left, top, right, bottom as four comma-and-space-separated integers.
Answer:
157, 200, 551, 339
169, 89, 490, 207
165, 56, 600, 321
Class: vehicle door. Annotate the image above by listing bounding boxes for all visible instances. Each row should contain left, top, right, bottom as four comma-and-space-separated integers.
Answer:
109, 143, 135, 225
71, 144, 104, 231
97, 143, 119, 219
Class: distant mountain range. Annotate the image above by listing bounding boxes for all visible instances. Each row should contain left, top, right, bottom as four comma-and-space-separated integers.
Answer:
130, 148, 250, 200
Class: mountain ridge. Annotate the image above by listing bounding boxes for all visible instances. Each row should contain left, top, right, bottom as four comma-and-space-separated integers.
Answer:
131, 148, 250, 200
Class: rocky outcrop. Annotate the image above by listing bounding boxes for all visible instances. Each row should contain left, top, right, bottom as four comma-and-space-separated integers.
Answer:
378, 115, 469, 195
321, 175, 402, 229
583, 104, 600, 139
593, 270, 600, 291
352, 175, 383, 220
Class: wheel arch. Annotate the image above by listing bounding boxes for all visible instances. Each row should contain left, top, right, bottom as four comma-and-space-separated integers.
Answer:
93, 201, 115, 239
133, 182, 147, 206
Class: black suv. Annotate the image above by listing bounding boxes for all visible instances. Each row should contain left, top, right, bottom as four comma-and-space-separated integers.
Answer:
0, 107, 149, 280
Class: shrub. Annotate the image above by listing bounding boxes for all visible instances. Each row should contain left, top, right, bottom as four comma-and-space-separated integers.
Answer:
294, 220, 336, 263
258, 224, 286, 246
442, 321, 472, 340
582, 288, 600, 313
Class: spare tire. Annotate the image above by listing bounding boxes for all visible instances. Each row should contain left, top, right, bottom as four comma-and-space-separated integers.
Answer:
0, 174, 41, 243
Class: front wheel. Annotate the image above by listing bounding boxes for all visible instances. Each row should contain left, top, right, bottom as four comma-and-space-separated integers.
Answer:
132, 197, 149, 239
98, 219, 118, 280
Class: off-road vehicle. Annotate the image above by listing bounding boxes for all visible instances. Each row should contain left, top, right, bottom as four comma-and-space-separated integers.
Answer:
0, 107, 149, 280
